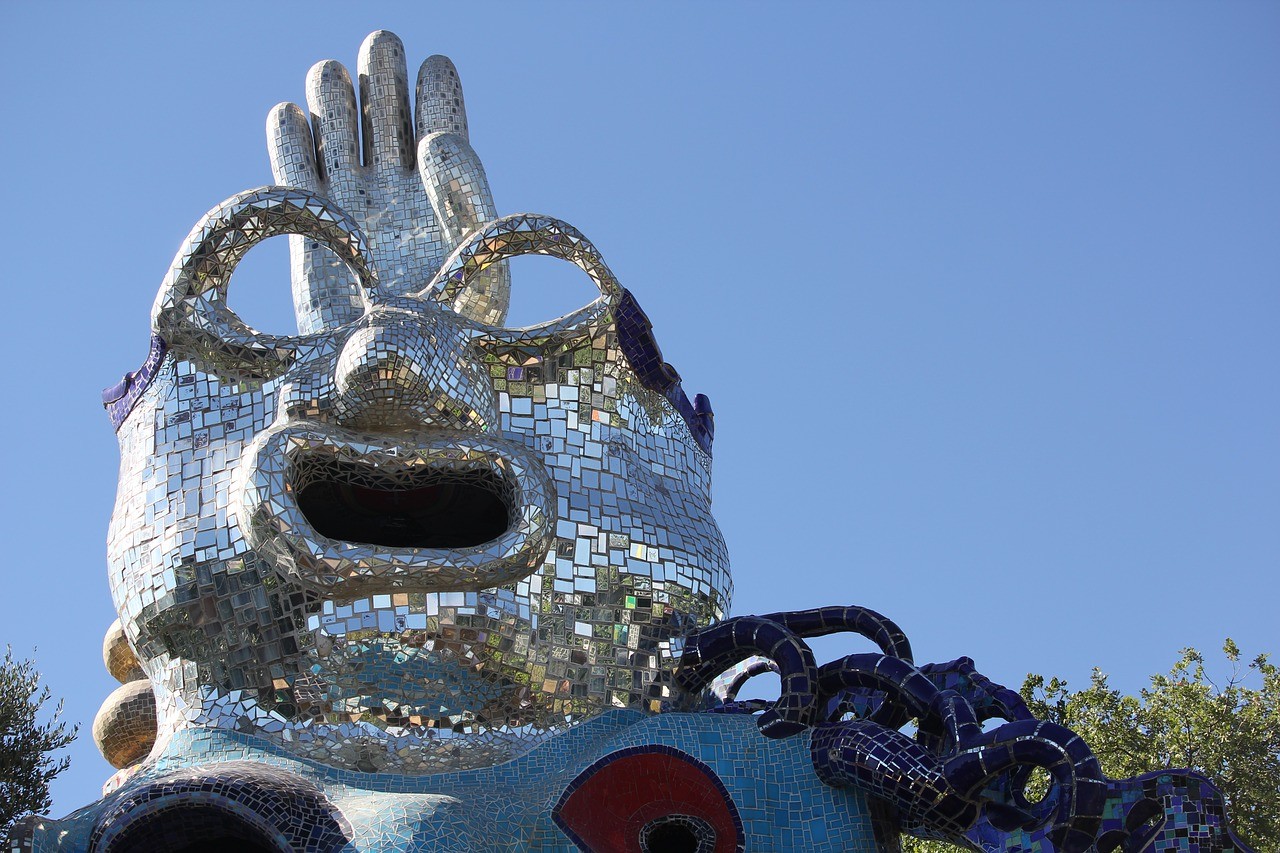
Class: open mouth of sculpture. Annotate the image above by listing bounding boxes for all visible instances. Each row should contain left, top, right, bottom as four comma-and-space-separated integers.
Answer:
236, 425, 555, 595
295, 458, 513, 549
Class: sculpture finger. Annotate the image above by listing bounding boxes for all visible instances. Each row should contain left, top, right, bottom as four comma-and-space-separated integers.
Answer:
266, 102, 321, 192
306, 60, 360, 187
419, 131, 508, 323
267, 103, 361, 334
415, 54, 469, 139
418, 132, 499, 243
357, 30, 414, 170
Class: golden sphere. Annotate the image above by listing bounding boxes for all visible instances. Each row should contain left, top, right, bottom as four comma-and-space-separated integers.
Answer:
92, 680, 157, 769
102, 619, 143, 683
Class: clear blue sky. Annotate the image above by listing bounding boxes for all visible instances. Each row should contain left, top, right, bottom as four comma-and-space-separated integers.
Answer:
1, 2, 1276, 816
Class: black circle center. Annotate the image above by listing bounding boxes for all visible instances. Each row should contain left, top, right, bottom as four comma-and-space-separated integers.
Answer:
643, 817, 703, 853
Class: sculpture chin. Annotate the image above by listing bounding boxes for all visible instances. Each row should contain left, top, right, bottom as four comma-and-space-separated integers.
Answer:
235, 423, 554, 598
188, 646, 574, 775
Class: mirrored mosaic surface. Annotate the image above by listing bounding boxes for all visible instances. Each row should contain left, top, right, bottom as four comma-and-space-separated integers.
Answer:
109, 182, 728, 774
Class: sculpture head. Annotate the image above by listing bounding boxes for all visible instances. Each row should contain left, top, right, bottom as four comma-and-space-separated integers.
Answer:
103, 34, 729, 773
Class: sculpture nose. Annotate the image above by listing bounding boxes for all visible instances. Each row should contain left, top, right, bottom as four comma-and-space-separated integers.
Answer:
333, 307, 496, 432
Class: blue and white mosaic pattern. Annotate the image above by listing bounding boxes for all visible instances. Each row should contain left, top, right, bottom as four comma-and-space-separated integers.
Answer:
19, 714, 879, 851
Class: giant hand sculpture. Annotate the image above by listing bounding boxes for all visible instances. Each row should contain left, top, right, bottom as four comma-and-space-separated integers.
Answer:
268, 31, 509, 330
11, 30, 1255, 853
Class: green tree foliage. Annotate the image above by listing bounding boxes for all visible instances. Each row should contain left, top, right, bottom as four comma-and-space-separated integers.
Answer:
902, 641, 1278, 853
0, 648, 77, 838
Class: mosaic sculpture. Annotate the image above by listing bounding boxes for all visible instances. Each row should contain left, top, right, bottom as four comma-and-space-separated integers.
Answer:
10, 31, 1254, 853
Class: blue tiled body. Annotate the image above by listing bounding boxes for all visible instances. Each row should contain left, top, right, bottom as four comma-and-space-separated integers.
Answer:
24, 712, 879, 852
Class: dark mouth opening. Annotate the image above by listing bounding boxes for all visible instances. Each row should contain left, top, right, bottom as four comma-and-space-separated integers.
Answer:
294, 457, 514, 549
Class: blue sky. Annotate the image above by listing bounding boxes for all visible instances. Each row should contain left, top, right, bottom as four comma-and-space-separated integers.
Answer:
1, 2, 1276, 815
